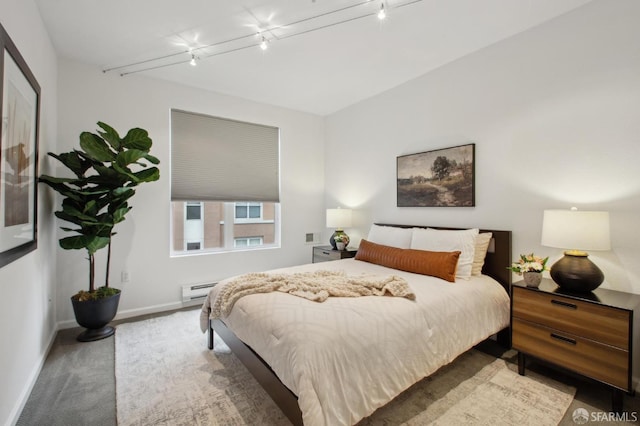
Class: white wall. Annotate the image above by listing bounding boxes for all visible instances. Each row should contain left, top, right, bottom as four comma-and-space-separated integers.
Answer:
55, 60, 326, 325
0, 1, 58, 425
325, 0, 640, 294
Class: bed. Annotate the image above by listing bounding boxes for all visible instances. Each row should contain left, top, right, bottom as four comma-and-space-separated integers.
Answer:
201, 224, 512, 425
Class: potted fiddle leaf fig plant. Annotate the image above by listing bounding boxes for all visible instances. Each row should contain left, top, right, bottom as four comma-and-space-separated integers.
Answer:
39, 122, 160, 341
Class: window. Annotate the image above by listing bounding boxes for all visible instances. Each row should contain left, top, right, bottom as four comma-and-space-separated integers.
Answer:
170, 110, 280, 256
182, 202, 204, 251
186, 202, 202, 220
234, 237, 263, 247
235, 202, 262, 222
171, 201, 278, 254
186, 242, 201, 251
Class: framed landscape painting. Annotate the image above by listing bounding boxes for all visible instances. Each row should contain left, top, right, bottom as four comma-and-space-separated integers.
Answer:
397, 143, 475, 207
0, 23, 40, 268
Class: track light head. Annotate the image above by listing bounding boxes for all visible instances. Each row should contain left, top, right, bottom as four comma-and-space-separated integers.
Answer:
377, 3, 386, 20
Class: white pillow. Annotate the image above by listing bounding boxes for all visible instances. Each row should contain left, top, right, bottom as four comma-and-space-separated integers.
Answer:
366, 224, 413, 249
410, 228, 479, 279
471, 232, 492, 276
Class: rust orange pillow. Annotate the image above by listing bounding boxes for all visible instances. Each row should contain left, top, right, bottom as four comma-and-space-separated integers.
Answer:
355, 239, 460, 282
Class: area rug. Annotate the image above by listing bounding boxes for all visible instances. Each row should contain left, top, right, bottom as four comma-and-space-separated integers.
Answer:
115, 309, 575, 425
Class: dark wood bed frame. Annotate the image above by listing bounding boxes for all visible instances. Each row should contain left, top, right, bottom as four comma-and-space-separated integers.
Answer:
209, 225, 512, 426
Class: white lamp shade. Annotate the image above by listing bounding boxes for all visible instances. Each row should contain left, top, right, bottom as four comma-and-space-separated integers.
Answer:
326, 208, 352, 229
541, 210, 610, 251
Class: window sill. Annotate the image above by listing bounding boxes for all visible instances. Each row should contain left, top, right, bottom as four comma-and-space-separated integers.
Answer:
170, 243, 281, 258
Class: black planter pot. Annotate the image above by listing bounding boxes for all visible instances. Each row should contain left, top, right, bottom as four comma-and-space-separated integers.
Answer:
71, 292, 121, 342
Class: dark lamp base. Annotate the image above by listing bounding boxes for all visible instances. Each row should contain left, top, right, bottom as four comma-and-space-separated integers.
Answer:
330, 229, 349, 250
550, 252, 604, 293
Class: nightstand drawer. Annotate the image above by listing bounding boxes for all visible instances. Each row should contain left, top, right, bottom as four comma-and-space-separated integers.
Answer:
512, 318, 629, 390
314, 248, 342, 262
312, 246, 357, 263
512, 286, 630, 349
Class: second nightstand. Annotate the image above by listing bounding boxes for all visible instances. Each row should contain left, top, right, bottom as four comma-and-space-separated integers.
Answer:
511, 279, 640, 413
312, 245, 357, 263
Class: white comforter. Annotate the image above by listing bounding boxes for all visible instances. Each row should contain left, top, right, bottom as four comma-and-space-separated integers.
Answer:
201, 258, 510, 426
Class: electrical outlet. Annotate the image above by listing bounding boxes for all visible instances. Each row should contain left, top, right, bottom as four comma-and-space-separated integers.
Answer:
305, 232, 320, 244
121, 271, 130, 283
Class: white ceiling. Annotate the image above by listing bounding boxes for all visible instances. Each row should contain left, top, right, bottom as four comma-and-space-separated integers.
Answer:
35, 0, 592, 116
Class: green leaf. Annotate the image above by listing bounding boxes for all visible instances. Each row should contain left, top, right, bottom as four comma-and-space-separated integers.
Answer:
39, 176, 90, 202
112, 187, 135, 198
96, 122, 122, 151
60, 227, 81, 233
84, 199, 99, 215
39, 174, 84, 186
74, 187, 110, 196
122, 128, 152, 150
112, 206, 132, 223
55, 211, 84, 226
80, 132, 116, 162
109, 188, 135, 209
82, 222, 113, 238
116, 149, 147, 167
61, 204, 99, 223
43, 180, 109, 201
89, 164, 128, 186
112, 162, 138, 182
133, 167, 160, 183
60, 235, 110, 255
75, 150, 100, 164
143, 154, 160, 165
48, 151, 93, 177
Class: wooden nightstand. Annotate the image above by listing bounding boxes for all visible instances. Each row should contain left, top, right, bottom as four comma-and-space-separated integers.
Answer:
312, 245, 357, 263
511, 279, 640, 412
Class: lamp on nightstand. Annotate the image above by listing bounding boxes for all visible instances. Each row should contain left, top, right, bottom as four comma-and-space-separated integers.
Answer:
326, 208, 352, 250
541, 208, 610, 292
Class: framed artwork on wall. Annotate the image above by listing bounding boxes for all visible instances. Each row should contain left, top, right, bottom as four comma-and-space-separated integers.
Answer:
0, 23, 41, 268
397, 143, 475, 207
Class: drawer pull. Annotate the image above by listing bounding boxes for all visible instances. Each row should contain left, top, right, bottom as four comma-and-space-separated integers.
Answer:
322, 251, 330, 255
551, 299, 577, 309
550, 333, 577, 345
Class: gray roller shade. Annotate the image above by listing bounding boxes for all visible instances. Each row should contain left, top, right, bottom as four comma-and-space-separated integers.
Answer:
171, 109, 280, 202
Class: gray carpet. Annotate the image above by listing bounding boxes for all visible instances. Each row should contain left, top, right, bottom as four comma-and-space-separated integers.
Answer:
115, 310, 575, 425
16, 326, 116, 426
17, 307, 640, 425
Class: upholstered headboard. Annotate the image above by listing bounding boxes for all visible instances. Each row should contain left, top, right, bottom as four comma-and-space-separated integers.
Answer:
374, 224, 512, 291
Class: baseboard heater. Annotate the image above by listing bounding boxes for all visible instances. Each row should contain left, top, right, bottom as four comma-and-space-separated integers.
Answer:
182, 282, 217, 303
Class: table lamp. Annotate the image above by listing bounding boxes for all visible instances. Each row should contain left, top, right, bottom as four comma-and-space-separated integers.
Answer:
541, 208, 610, 292
326, 208, 352, 250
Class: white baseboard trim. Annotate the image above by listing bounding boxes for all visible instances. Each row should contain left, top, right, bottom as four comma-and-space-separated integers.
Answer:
114, 301, 188, 320
56, 300, 195, 330
7, 326, 58, 426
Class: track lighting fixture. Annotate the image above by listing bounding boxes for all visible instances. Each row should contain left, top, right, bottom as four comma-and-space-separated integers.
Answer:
105, 0, 422, 76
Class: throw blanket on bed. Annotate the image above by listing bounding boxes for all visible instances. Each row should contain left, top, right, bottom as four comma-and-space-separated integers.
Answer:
211, 270, 414, 318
